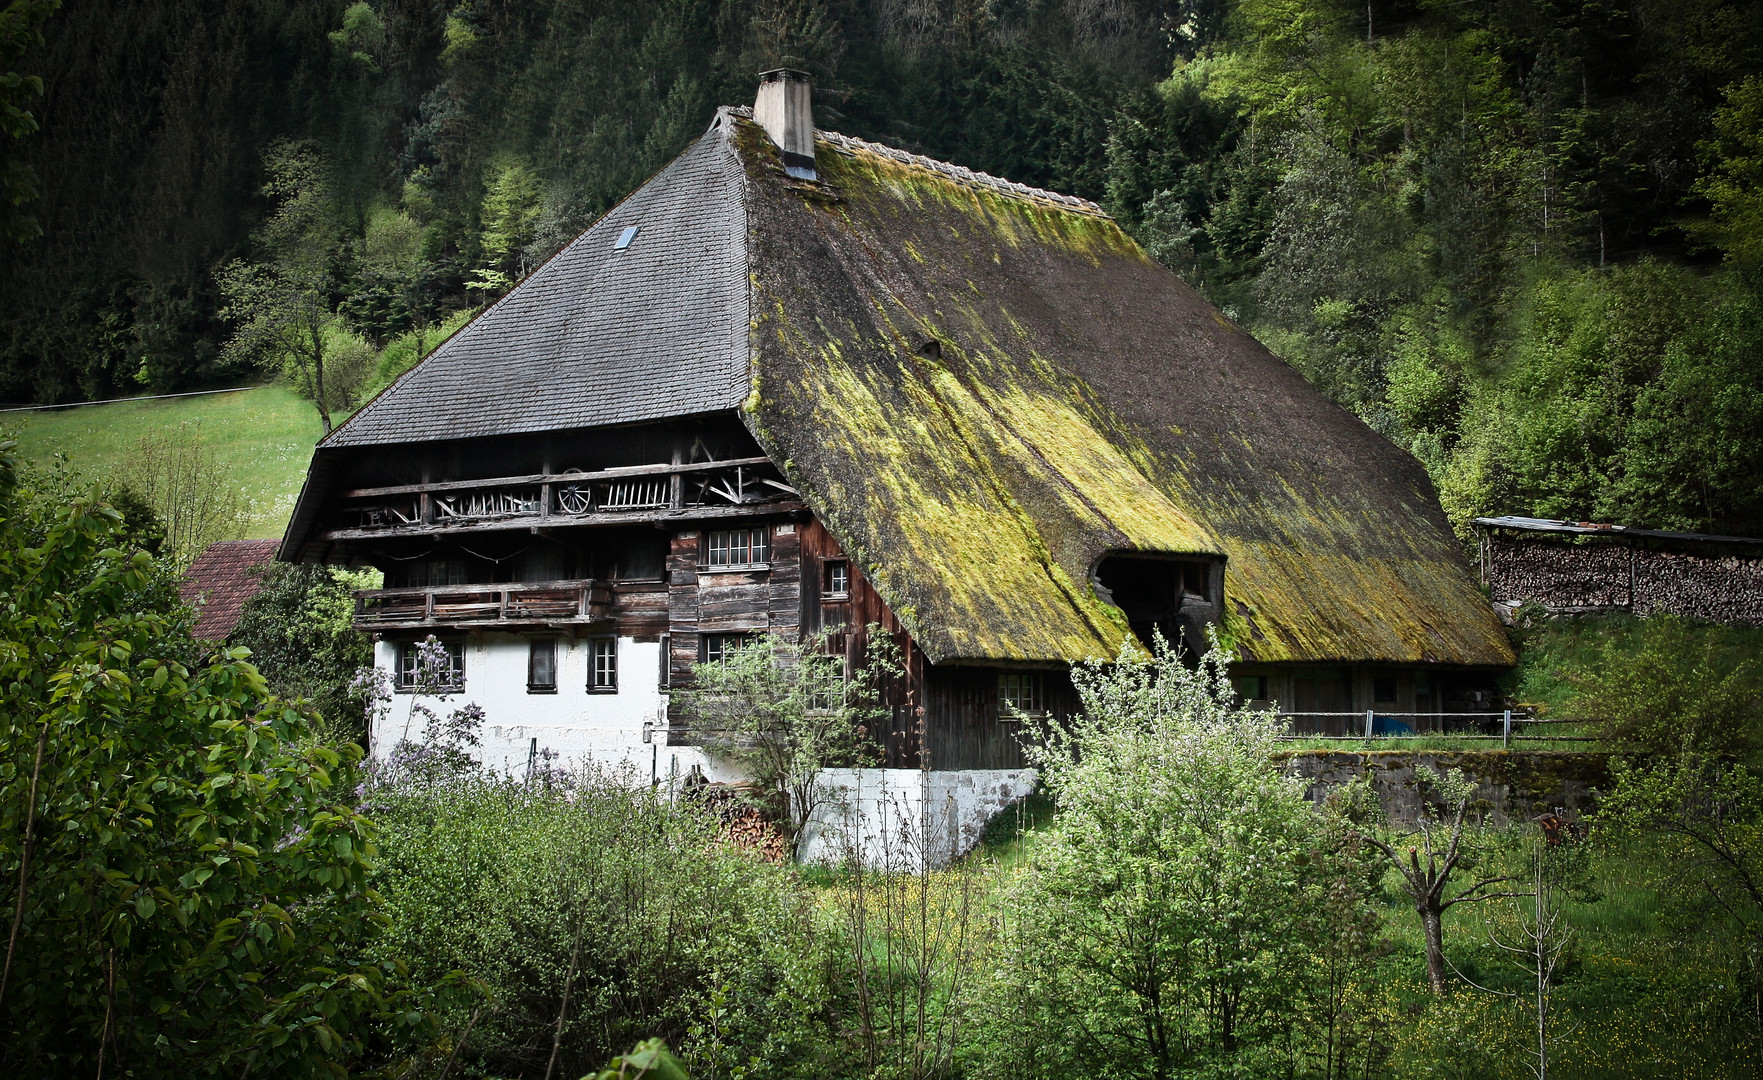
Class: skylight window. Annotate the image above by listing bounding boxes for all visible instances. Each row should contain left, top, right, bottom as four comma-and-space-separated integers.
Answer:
614, 226, 639, 250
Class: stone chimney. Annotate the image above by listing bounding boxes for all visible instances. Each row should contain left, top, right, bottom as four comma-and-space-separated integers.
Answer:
754, 69, 816, 181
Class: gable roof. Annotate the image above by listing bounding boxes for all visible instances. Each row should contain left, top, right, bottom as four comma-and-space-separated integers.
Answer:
737, 114, 1511, 668
290, 108, 1513, 670
181, 539, 279, 641
325, 130, 750, 448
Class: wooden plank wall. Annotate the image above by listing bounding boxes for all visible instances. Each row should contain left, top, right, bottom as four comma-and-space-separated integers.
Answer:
666, 519, 803, 686
797, 519, 1071, 770
610, 581, 668, 641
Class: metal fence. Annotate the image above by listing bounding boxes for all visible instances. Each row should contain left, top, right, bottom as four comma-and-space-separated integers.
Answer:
1273, 710, 1601, 746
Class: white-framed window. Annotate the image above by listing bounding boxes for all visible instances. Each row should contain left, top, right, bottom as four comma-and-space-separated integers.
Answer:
823, 559, 850, 599
700, 632, 755, 666
704, 527, 770, 568
397, 639, 465, 691
999, 672, 1044, 717
528, 639, 557, 693
658, 632, 671, 689
806, 662, 848, 714
588, 638, 618, 692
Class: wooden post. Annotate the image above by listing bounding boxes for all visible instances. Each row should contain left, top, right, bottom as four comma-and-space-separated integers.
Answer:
1365, 708, 1374, 741
1503, 709, 1512, 748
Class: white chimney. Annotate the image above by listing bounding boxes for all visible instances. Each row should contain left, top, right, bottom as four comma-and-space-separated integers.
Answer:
754, 69, 816, 181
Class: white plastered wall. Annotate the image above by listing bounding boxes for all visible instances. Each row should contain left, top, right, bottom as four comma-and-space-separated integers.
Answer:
370, 633, 741, 784
797, 768, 1038, 870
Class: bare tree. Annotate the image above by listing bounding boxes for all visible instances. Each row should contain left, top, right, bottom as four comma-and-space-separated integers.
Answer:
120, 431, 244, 572
1478, 844, 1580, 1080
1342, 768, 1525, 994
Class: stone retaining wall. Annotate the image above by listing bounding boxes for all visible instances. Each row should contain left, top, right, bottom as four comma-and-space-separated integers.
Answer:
1279, 750, 1611, 827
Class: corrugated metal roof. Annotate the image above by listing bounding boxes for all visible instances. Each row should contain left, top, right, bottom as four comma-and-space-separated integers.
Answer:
1473, 516, 1763, 547
322, 123, 750, 448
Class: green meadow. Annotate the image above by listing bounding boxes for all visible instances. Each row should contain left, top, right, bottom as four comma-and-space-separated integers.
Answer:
8, 385, 325, 539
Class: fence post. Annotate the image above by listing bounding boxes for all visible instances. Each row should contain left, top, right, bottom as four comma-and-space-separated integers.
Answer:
1502, 709, 1512, 749
1365, 708, 1374, 741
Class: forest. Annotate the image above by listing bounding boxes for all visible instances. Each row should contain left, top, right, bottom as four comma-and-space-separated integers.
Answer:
4, 0, 1763, 533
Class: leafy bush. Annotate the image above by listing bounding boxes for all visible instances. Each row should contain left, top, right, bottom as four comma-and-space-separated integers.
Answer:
1513, 614, 1763, 757
0, 439, 434, 1076
970, 637, 1371, 1078
369, 764, 841, 1080
230, 560, 377, 741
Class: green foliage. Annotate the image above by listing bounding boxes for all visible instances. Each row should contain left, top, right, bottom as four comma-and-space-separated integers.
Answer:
467, 160, 544, 294
1687, 76, 1763, 263
1512, 614, 1763, 758
0, 0, 58, 242
681, 628, 896, 856
369, 767, 838, 1079
973, 636, 1365, 1077
586, 1038, 691, 1080
0, 439, 437, 1075
229, 561, 377, 741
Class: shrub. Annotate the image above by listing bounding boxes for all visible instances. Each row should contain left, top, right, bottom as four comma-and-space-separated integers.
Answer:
369, 766, 841, 1079
970, 636, 1346, 1078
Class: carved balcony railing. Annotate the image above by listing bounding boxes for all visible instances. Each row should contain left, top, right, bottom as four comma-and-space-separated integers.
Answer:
328, 456, 803, 540
354, 580, 612, 631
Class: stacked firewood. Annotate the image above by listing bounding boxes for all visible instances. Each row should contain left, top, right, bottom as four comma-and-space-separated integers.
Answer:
688, 782, 791, 863
1633, 551, 1763, 623
1487, 538, 1630, 608
721, 808, 790, 864
1489, 537, 1763, 624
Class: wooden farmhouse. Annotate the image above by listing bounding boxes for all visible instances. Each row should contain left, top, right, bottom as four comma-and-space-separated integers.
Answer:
280, 72, 1514, 854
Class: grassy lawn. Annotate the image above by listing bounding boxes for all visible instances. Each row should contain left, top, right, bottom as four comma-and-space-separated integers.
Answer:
7, 385, 326, 539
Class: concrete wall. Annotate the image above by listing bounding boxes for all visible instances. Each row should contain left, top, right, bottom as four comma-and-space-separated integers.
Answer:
1281, 750, 1611, 827
370, 633, 741, 784
798, 767, 1037, 869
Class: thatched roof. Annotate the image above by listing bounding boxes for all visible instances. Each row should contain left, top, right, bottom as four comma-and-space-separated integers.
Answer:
291, 108, 1513, 669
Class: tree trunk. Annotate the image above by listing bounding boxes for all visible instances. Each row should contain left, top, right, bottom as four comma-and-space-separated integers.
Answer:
311, 336, 332, 435
1420, 904, 1448, 994
0, 721, 49, 1013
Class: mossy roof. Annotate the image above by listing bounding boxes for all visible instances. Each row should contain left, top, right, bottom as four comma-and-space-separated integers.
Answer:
284, 108, 1513, 669
732, 113, 1514, 668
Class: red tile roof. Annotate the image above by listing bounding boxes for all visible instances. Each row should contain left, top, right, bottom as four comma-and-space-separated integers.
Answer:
180, 539, 280, 641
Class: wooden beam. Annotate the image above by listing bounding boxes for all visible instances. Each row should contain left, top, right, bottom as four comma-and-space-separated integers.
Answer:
339, 456, 775, 499
321, 500, 807, 542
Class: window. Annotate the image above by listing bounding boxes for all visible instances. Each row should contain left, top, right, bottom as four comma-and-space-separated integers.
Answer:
658, 633, 671, 689
823, 559, 850, 599
528, 639, 557, 693
1373, 677, 1398, 703
704, 527, 770, 568
588, 638, 618, 692
400, 559, 468, 588
398, 639, 464, 691
999, 672, 1045, 717
1234, 675, 1268, 701
701, 633, 755, 665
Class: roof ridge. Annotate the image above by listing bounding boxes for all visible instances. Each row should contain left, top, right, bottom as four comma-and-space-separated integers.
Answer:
724, 105, 1107, 215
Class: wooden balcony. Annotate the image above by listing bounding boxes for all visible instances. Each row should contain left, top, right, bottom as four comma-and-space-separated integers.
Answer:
323, 456, 803, 541
354, 580, 612, 631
